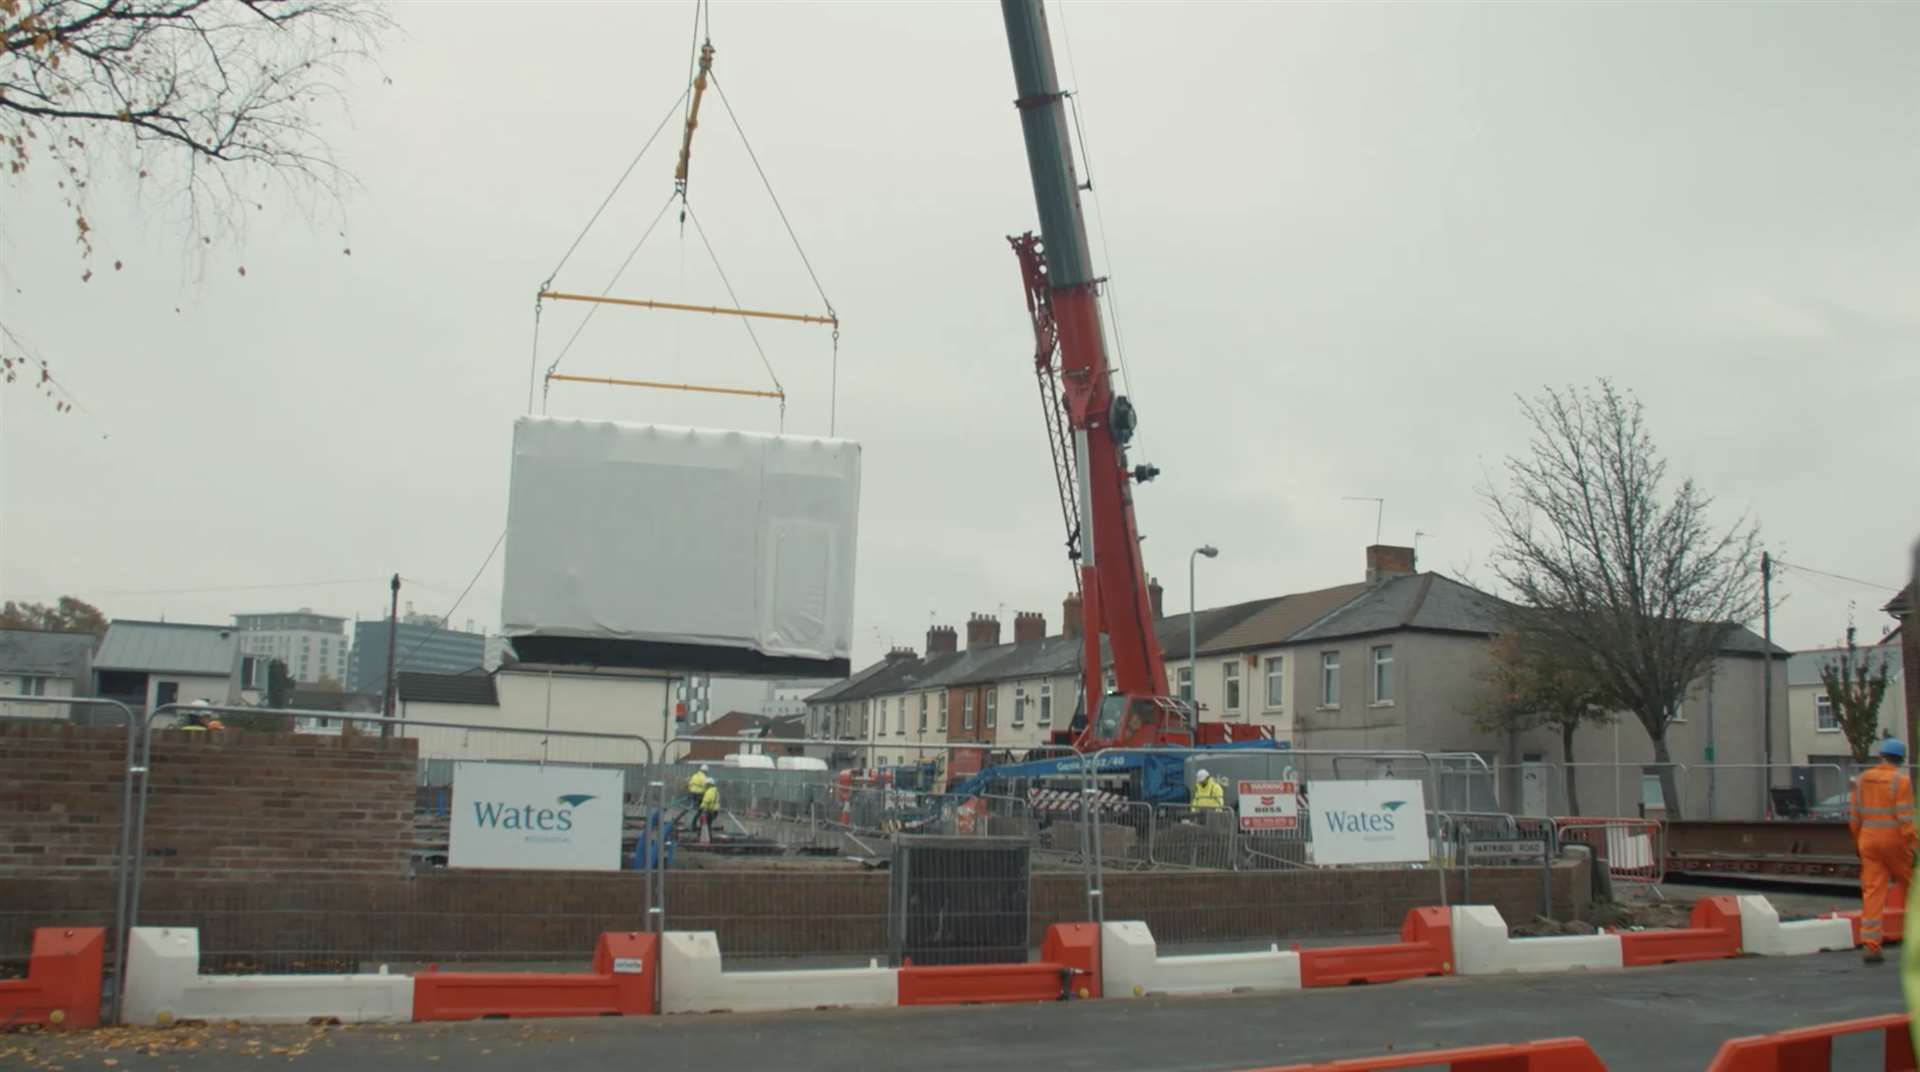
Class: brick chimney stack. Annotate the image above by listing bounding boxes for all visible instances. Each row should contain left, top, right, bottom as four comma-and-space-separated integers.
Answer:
1148, 577, 1165, 619
1013, 611, 1046, 645
1062, 592, 1084, 638
926, 625, 958, 656
1365, 544, 1418, 583
885, 646, 917, 662
966, 613, 1002, 651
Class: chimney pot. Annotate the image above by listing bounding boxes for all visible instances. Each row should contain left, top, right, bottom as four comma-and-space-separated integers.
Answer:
1062, 592, 1084, 639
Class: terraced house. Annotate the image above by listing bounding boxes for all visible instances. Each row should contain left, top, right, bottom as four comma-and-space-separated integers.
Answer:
807, 545, 1788, 819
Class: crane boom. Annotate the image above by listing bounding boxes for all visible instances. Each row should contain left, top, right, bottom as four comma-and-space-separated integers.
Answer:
1000, 0, 1186, 752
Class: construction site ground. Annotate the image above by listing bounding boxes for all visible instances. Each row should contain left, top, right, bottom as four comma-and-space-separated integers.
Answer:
3, 945, 1898, 1072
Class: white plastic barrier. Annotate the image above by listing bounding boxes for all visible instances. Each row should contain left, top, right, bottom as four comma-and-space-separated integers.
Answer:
1450, 907, 1624, 976
1737, 895, 1855, 957
123, 928, 413, 1025
660, 932, 897, 1014
1099, 921, 1301, 998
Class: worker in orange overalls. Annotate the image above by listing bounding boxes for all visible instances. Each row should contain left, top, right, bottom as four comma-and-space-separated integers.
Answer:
1851, 738, 1916, 964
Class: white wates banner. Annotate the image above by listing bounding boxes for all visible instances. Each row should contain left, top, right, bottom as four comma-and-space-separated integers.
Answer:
449, 762, 625, 872
1306, 779, 1430, 866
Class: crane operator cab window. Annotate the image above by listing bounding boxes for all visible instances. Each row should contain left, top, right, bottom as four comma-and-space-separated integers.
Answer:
1093, 693, 1158, 742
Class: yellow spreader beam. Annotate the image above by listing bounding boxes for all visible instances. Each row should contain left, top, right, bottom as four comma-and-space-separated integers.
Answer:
538, 290, 835, 327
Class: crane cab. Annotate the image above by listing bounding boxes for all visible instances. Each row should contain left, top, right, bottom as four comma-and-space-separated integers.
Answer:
1074, 692, 1198, 752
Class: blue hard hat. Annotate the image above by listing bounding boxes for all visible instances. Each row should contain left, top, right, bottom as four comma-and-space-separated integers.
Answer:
1881, 738, 1907, 759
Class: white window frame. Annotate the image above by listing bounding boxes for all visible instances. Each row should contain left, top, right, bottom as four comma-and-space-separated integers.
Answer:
1176, 666, 1193, 704
1264, 657, 1284, 711
919, 694, 928, 732
963, 691, 976, 731
1222, 660, 1242, 713
1816, 694, 1838, 732
896, 696, 906, 735
860, 700, 870, 738
986, 689, 997, 728
878, 701, 888, 737
1370, 645, 1394, 705
1013, 686, 1027, 727
1667, 700, 1688, 725
15, 675, 47, 697
1038, 682, 1053, 726
1321, 652, 1341, 708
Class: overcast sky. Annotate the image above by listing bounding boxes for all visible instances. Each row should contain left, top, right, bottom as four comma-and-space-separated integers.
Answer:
2, 1, 1915, 665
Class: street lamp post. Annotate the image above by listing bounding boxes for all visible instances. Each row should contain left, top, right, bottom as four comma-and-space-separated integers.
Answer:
1189, 545, 1219, 714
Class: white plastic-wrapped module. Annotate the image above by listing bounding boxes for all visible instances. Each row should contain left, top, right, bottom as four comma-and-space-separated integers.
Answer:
501, 416, 860, 676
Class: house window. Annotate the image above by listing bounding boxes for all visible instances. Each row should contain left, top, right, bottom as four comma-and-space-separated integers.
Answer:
1817, 695, 1837, 732
1370, 645, 1394, 704
1013, 686, 1027, 726
1264, 657, 1284, 709
1038, 682, 1053, 725
1667, 700, 1688, 725
14, 675, 47, 697
896, 697, 905, 735
1176, 666, 1193, 704
963, 692, 976, 731
1321, 652, 1341, 707
878, 701, 887, 736
919, 694, 928, 732
1222, 661, 1242, 712
986, 689, 997, 728
860, 700, 870, 738
941, 690, 951, 730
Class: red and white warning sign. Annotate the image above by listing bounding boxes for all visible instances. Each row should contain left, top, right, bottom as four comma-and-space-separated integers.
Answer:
1236, 780, 1300, 831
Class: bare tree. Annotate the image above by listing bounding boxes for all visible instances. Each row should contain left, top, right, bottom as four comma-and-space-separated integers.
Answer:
1483, 381, 1763, 817
1, 0, 388, 403
1818, 627, 1894, 764
1472, 628, 1615, 816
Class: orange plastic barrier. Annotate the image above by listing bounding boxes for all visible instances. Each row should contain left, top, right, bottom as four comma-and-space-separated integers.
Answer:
1830, 885, 1906, 947
1252, 1038, 1608, 1071
1299, 907, 1452, 988
895, 923, 1100, 1006
897, 961, 1072, 1006
1041, 923, 1101, 1000
1704, 1013, 1914, 1072
1617, 897, 1741, 967
411, 932, 658, 1021
0, 928, 104, 1030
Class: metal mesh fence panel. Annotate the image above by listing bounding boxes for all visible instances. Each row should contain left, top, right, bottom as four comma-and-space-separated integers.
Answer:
1101, 868, 1445, 950
130, 872, 659, 974
889, 836, 1031, 965
1681, 764, 1784, 821
664, 866, 892, 966
0, 701, 139, 1022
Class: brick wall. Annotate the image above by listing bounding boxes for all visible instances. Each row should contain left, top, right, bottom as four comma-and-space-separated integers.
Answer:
945, 685, 993, 744
6, 858, 1587, 969
0, 722, 417, 883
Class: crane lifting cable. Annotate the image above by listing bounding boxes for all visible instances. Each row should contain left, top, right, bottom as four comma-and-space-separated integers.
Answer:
528, 0, 841, 433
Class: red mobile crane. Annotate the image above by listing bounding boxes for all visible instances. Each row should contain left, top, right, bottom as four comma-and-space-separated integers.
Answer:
1001, 0, 1249, 754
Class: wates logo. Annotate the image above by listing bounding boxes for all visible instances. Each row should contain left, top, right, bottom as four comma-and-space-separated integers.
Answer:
473, 793, 596, 832
1324, 800, 1407, 835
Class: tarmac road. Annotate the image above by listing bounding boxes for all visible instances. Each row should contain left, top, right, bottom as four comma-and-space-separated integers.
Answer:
3, 948, 1903, 1072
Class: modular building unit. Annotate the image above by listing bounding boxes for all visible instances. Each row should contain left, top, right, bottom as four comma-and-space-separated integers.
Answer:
502, 416, 861, 677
